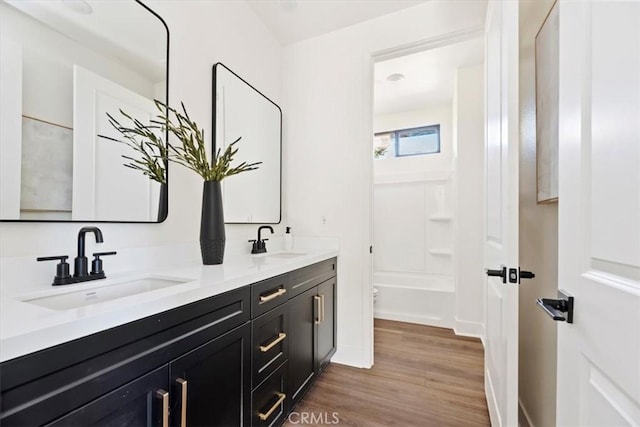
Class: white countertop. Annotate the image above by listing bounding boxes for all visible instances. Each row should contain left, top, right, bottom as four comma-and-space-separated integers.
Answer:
0, 248, 338, 363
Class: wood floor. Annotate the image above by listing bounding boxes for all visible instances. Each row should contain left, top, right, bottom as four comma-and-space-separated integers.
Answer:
284, 319, 489, 427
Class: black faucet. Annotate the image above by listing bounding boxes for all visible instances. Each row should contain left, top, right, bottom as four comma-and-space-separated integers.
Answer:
37, 226, 116, 286
75, 227, 103, 277
249, 225, 274, 254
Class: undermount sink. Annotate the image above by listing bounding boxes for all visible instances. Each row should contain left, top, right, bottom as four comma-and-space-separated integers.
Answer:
261, 252, 307, 260
23, 277, 189, 310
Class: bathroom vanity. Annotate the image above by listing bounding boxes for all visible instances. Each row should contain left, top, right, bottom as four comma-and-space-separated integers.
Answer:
0, 253, 337, 427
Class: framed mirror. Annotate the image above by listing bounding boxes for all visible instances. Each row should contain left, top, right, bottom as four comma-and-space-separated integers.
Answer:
0, 0, 169, 222
212, 63, 281, 224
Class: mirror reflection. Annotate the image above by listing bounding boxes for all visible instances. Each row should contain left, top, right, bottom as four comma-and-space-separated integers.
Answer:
213, 63, 281, 224
0, 0, 168, 222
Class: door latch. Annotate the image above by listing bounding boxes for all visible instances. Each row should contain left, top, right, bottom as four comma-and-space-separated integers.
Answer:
486, 266, 507, 283
508, 268, 536, 283
487, 266, 535, 284
536, 290, 574, 323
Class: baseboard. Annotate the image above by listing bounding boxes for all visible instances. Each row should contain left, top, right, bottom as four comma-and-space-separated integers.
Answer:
331, 344, 367, 368
374, 310, 454, 329
518, 399, 535, 427
453, 319, 484, 339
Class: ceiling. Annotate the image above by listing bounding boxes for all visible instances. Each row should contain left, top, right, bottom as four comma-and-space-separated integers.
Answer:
374, 37, 484, 115
246, 0, 428, 45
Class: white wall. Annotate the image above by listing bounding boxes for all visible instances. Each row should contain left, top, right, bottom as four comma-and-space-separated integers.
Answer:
372, 105, 456, 327
283, 1, 487, 367
0, 2, 283, 273
453, 64, 485, 337
518, 2, 558, 427
0, 2, 156, 128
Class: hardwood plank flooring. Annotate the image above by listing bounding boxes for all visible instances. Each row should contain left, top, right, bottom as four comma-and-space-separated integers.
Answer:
284, 319, 489, 427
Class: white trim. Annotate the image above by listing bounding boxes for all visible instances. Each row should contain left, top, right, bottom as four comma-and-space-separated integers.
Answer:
518, 399, 535, 427
373, 25, 485, 62
374, 310, 454, 329
453, 318, 484, 338
331, 344, 369, 369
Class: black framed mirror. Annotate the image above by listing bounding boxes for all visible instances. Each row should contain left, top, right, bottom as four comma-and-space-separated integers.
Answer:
212, 63, 282, 224
0, 0, 169, 223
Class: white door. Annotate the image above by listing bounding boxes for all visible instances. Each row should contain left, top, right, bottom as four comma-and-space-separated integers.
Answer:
556, 1, 640, 425
73, 65, 159, 221
483, 2, 520, 426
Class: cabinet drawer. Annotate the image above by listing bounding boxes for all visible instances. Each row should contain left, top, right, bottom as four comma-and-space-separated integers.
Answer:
289, 258, 336, 298
252, 303, 289, 386
252, 361, 288, 427
45, 366, 168, 427
252, 274, 289, 317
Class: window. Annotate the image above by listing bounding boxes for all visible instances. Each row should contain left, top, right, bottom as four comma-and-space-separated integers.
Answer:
373, 124, 440, 159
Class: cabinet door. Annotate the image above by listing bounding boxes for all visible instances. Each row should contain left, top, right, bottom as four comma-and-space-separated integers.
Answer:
169, 322, 251, 427
316, 278, 336, 373
45, 366, 169, 427
288, 286, 317, 405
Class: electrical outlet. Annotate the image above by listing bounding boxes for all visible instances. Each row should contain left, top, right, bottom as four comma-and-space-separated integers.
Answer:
321, 216, 327, 226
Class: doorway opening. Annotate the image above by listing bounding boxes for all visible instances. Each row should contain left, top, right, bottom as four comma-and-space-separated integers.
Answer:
371, 36, 485, 336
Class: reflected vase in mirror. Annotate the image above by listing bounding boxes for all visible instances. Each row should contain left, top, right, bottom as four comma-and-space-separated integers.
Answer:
200, 181, 225, 264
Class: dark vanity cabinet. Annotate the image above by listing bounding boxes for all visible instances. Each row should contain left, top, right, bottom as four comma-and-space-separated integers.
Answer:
169, 323, 251, 427
0, 258, 337, 427
288, 259, 337, 407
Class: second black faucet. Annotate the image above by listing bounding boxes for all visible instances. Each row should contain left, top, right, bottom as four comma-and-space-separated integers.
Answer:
249, 225, 274, 254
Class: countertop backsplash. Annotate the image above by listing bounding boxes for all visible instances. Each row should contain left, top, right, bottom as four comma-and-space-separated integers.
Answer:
0, 236, 339, 296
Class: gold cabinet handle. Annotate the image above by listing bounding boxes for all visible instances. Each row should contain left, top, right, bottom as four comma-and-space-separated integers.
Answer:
314, 295, 321, 324
156, 389, 169, 427
258, 392, 286, 421
259, 332, 286, 352
259, 288, 286, 303
320, 294, 325, 323
177, 378, 187, 427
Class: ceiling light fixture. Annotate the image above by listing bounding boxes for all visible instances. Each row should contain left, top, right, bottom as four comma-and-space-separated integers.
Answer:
61, 0, 93, 15
386, 73, 405, 82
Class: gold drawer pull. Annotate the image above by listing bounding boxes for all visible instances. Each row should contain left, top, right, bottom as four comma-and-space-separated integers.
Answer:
259, 332, 287, 352
320, 294, 325, 323
156, 389, 169, 427
258, 392, 286, 421
314, 295, 321, 324
177, 378, 187, 427
259, 287, 286, 303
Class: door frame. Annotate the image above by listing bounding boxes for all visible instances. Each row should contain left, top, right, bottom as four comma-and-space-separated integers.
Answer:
363, 25, 485, 367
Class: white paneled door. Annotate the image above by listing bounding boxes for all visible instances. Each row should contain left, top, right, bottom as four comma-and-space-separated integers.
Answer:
73, 65, 159, 221
556, 1, 640, 425
483, 1, 519, 426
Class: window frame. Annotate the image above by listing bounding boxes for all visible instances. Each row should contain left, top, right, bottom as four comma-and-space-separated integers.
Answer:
373, 124, 441, 158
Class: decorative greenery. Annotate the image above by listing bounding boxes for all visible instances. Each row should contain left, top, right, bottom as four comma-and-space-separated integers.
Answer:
374, 146, 388, 159
108, 100, 261, 182
106, 109, 167, 184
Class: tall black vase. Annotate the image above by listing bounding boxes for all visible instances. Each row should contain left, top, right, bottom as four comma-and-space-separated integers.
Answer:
157, 182, 168, 222
200, 181, 225, 265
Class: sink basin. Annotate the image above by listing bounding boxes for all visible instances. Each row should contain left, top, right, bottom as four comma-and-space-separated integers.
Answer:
261, 252, 307, 260
23, 277, 188, 310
